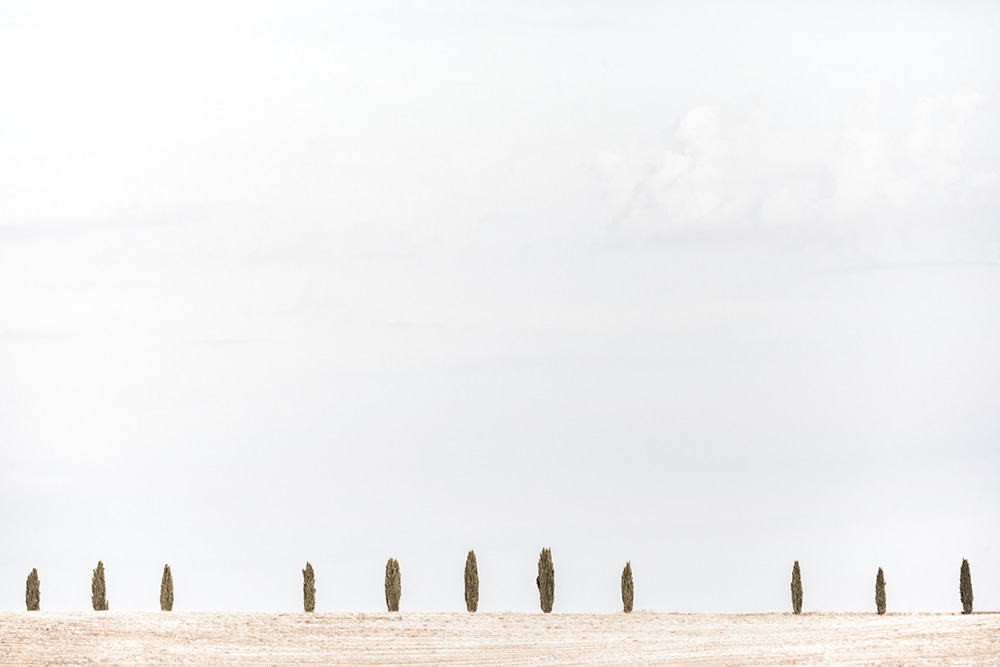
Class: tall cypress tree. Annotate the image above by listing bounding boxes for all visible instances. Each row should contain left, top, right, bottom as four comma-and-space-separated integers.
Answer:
874, 567, 886, 615
621, 562, 634, 613
92, 560, 109, 611
302, 562, 316, 612
385, 558, 401, 612
25, 568, 40, 611
464, 550, 479, 613
960, 558, 973, 614
160, 564, 174, 611
790, 561, 803, 614
536, 548, 555, 613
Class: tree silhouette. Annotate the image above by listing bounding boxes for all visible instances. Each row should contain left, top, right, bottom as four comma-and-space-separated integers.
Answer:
92, 561, 109, 611
790, 561, 803, 614
302, 562, 315, 612
385, 558, 401, 612
536, 548, 555, 613
160, 564, 174, 611
960, 558, 973, 614
874, 567, 886, 615
621, 562, 634, 613
26, 568, 40, 611
464, 551, 479, 613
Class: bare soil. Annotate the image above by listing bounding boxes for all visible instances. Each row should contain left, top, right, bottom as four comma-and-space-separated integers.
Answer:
1, 611, 998, 665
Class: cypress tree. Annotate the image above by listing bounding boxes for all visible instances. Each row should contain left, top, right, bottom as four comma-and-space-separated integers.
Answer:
536, 548, 555, 613
92, 560, 109, 611
302, 562, 316, 612
385, 558, 401, 612
25, 568, 40, 611
464, 550, 479, 613
621, 562, 634, 613
790, 560, 803, 614
874, 567, 886, 615
160, 564, 174, 611
960, 558, 973, 614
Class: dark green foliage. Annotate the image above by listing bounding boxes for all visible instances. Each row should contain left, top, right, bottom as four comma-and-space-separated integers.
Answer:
385, 558, 401, 612
160, 564, 174, 611
536, 548, 554, 613
875, 567, 886, 615
92, 560, 109, 611
790, 561, 803, 614
960, 558, 973, 614
26, 568, 40, 611
464, 551, 479, 613
621, 562, 634, 613
303, 562, 316, 612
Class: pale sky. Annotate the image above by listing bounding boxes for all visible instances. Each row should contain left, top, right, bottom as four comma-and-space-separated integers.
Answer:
2, 0, 999, 613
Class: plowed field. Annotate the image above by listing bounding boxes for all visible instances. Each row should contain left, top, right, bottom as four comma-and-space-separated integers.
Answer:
2, 611, 998, 664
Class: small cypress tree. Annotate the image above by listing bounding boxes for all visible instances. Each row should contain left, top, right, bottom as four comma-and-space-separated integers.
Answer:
385, 558, 401, 612
790, 560, 803, 614
26, 568, 40, 611
960, 558, 973, 614
464, 550, 479, 613
160, 564, 174, 611
874, 567, 886, 615
92, 560, 109, 611
536, 548, 555, 613
621, 562, 634, 613
302, 562, 316, 612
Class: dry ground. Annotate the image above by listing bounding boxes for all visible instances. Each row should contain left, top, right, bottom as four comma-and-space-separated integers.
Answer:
1, 610, 998, 665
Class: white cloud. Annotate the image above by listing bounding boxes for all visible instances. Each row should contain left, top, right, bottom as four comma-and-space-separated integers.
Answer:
603, 87, 999, 235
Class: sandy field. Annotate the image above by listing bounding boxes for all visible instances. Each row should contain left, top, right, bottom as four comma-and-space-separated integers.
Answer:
1, 610, 998, 665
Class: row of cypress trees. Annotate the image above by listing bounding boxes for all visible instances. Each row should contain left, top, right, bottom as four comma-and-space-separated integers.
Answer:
325, 553, 978, 615
789, 558, 975, 615
19, 556, 978, 614
24, 562, 173, 612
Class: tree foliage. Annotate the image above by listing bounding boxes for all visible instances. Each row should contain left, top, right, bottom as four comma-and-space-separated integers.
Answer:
385, 558, 401, 612
160, 564, 174, 612
536, 548, 555, 613
621, 562, 634, 613
26, 568, 40, 611
960, 558, 973, 614
92, 561, 109, 611
302, 561, 316, 612
875, 567, 886, 615
790, 561, 803, 614
464, 551, 479, 613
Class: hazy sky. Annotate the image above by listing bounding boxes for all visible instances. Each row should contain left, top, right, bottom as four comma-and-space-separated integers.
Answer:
2, 1, 999, 614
